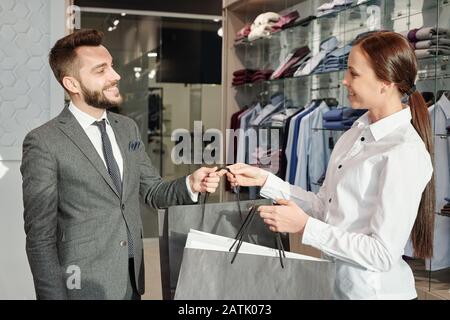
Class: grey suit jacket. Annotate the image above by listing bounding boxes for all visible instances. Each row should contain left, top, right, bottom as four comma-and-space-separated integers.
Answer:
21, 107, 194, 299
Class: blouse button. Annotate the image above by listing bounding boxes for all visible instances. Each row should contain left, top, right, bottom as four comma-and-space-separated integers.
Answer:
328, 198, 332, 203
338, 165, 342, 169
360, 137, 365, 142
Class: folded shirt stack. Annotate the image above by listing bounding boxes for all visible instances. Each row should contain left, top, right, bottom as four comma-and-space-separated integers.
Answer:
248, 12, 280, 42
235, 11, 300, 43
294, 36, 338, 76
251, 69, 274, 82
322, 107, 367, 130
232, 69, 256, 86
270, 11, 300, 33
317, 0, 354, 17
235, 24, 252, 43
270, 46, 311, 80
314, 44, 352, 74
401, 27, 450, 58
232, 69, 275, 86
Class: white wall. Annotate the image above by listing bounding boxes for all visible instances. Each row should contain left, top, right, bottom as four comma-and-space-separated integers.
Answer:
0, 0, 65, 299
0, 160, 35, 298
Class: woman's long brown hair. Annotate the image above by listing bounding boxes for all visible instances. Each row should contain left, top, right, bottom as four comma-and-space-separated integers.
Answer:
354, 31, 435, 259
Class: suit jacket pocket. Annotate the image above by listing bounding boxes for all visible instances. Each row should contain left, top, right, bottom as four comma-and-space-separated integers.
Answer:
61, 218, 96, 243
60, 237, 97, 266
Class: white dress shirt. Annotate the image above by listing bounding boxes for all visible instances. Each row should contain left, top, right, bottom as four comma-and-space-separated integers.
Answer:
69, 102, 198, 201
261, 107, 433, 299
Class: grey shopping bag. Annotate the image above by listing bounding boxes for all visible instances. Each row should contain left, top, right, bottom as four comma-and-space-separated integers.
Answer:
175, 230, 336, 300
162, 197, 282, 295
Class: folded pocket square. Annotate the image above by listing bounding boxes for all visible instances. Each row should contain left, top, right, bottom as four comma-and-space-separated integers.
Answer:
128, 140, 141, 151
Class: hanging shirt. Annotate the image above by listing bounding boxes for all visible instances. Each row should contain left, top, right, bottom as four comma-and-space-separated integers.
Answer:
227, 108, 248, 164
285, 101, 316, 181
279, 107, 306, 179
250, 94, 285, 126
425, 93, 450, 271
287, 102, 319, 183
261, 107, 433, 299
235, 105, 259, 164
294, 101, 331, 190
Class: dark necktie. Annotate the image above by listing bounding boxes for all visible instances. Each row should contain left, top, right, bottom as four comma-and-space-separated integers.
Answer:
94, 119, 122, 195
94, 119, 134, 258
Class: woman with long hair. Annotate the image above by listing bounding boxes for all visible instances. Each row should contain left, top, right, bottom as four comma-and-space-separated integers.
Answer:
223, 31, 435, 299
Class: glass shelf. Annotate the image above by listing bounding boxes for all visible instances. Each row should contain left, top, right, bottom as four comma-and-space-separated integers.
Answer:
418, 55, 450, 63
316, 0, 380, 18
413, 55, 450, 81
234, 0, 380, 49
390, 0, 449, 22
232, 69, 346, 89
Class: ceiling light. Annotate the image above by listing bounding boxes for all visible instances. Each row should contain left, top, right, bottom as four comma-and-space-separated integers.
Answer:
113, 19, 120, 26
147, 52, 158, 58
121, 13, 126, 16
217, 27, 223, 37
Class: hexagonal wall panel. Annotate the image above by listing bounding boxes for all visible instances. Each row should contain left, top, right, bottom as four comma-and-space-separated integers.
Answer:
0, 0, 50, 160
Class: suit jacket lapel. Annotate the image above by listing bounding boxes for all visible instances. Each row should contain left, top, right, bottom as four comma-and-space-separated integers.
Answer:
109, 112, 132, 201
56, 107, 121, 199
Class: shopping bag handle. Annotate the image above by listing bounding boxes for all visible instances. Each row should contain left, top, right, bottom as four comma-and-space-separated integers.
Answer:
229, 204, 286, 268
200, 167, 244, 229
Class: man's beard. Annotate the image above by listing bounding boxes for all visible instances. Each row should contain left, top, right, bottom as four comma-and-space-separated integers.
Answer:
80, 82, 123, 110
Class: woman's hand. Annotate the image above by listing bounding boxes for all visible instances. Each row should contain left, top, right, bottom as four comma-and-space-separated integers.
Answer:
258, 199, 310, 234
223, 163, 269, 187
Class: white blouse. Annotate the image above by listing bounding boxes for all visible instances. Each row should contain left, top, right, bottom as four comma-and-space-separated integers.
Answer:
260, 107, 433, 299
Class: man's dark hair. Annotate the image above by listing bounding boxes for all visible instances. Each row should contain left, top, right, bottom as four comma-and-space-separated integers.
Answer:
49, 29, 104, 88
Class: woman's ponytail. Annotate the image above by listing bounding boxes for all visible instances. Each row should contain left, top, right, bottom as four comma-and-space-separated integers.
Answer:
408, 90, 435, 259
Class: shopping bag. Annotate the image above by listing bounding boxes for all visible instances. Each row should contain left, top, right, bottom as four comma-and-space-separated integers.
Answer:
163, 196, 281, 294
175, 230, 336, 300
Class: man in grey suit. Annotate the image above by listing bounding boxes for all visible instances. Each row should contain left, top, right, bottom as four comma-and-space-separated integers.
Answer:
21, 29, 221, 300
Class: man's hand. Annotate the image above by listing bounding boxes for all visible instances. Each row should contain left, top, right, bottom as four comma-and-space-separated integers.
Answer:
258, 199, 310, 234
190, 166, 221, 193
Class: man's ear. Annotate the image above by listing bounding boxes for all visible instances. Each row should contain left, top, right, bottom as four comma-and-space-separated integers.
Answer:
62, 76, 80, 95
